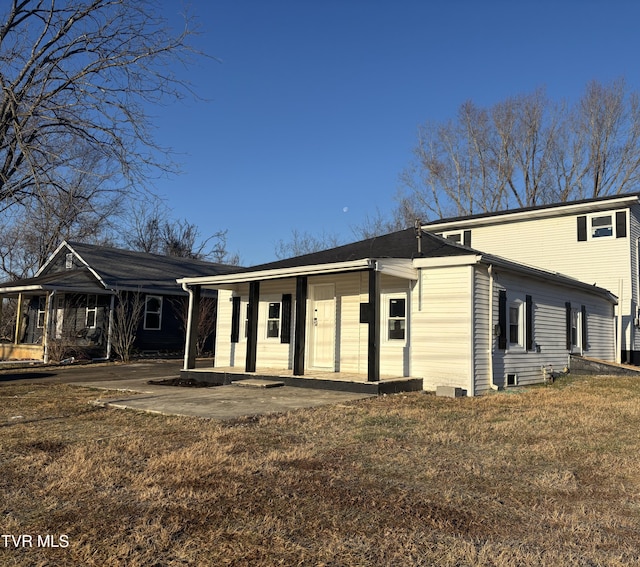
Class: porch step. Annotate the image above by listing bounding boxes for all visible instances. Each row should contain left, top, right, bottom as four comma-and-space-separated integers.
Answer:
232, 378, 285, 389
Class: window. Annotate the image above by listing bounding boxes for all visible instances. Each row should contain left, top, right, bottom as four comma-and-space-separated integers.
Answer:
65, 252, 74, 269
499, 292, 533, 351
384, 294, 407, 342
86, 294, 97, 328
37, 296, 46, 328
509, 301, 523, 347
442, 230, 471, 247
144, 295, 162, 330
266, 301, 281, 338
578, 211, 626, 241
591, 214, 613, 238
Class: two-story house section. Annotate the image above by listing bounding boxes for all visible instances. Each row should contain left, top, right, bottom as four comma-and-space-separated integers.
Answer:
423, 192, 640, 364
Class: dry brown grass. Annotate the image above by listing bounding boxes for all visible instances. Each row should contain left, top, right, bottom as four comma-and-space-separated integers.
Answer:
1, 374, 639, 566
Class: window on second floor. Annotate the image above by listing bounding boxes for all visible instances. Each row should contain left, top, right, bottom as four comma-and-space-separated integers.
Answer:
577, 211, 627, 241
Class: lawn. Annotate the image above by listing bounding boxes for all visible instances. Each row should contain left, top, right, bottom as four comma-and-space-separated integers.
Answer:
1, 374, 639, 566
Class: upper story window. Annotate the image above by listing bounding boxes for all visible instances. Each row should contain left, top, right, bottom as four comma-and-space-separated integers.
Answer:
441, 230, 472, 247
144, 295, 163, 330
65, 253, 74, 269
577, 211, 627, 241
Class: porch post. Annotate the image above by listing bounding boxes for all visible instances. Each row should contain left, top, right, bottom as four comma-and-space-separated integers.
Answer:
293, 275, 308, 375
368, 267, 380, 382
14, 293, 23, 344
183, 285, 201, 370
106, 294, 115, 360
43, 291, 54, 363
246, 281, 260, 372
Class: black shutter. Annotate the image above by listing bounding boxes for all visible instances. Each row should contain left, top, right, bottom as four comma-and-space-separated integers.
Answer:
498, 290, 507, 350
463, 230, 472, 247
525, 295, 533, 351
281, 294, 292, 344
230, 296, 241, 343
616, 211, 627, 238
565, 302, 572, 350
581, 305, 588, 350
577, 216, 587, 241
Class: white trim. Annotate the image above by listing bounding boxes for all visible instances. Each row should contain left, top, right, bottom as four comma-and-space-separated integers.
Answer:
143, 295, 163, 331
422, 195, 639, 231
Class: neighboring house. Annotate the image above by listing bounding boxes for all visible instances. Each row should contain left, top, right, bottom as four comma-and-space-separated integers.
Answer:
422, 192, 640, 363
177, 228, 616, 396
0, 241, 239, 362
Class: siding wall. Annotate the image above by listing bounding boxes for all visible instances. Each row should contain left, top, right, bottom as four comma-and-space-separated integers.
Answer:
411, 265, 473, 392
473, 265, 615, 395
214, 272, 411, 375
433, 206, 634, 355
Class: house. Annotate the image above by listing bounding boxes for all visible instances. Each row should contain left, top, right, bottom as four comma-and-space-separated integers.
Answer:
422, 192, 640, 363
0, 241, 239, 362
177, 228, 616, 396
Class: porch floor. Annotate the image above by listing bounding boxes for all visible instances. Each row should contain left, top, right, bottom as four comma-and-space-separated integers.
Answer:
180, 366, 423, 395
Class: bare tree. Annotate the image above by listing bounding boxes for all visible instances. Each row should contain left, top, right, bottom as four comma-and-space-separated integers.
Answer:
0, 146, 121, 279
0, 0, 203, 214
111, 289, 144, 362
399, 79, 640, 221
121, 201, 241, 264
274, 229, 343, 259
170, 295, 217, 356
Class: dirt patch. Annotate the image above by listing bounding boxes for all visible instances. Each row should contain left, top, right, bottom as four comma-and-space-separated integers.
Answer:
147, 377, 221, 388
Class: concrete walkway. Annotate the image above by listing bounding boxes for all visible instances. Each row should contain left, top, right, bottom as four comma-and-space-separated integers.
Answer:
75, 377, 375, 420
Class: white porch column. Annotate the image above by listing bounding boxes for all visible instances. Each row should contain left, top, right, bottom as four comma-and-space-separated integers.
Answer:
183, 284, 201, 370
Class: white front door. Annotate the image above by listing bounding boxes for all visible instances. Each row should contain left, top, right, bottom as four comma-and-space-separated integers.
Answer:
309, 284, 335, 369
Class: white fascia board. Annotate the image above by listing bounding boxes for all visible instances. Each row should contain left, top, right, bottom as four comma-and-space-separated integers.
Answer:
35, 240, 108, 290
376, 259, 418, 280
177, 259, 375, 288
422, 195, 639, 231
413, 255, 482, 269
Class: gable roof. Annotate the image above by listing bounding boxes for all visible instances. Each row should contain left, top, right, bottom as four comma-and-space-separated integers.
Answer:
423, 192, 640, 230
0, 241, 241, 295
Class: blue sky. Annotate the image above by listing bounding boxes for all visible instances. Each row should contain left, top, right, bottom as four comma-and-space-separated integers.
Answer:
150, 0, 640, 265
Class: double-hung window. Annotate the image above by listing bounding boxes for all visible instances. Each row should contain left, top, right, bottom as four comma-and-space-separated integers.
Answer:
498, 291, 533, 351
86, 294, 98, 328
266, 301, 281, 338
144, 295, 163, 330
384, 294, 407, 342
37, 297, 46, 328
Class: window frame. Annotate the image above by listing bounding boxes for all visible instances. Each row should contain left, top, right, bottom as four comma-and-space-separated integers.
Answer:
265, 299, 282, 339
37, 296, 46, 329
143, 295, 163, 331
589, 213, 614, 239
508, 299, 525, 350
383, 292, 408, 344
85, 294, 98, 328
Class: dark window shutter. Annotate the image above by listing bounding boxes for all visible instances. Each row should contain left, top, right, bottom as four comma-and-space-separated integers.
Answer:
498, 290, 507, 350
230, 296, 241, 343
581, 305, 588, 350
565, 302, 572, 350
525, 295, 533, 351
577, 216, 587, 241
463, 230, 472, 247
281, 294, 292, 344
616, 211, 627, 238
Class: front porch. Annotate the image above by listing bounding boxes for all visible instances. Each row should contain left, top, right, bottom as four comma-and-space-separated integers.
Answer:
180, 366, 423, 395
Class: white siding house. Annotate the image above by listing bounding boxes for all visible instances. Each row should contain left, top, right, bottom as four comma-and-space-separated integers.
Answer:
423, 192, 640, 363
178, 229, 616, 396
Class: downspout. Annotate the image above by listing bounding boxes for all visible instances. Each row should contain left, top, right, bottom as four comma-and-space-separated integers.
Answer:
617, 279, 623, 364
488, 265, 498, 390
